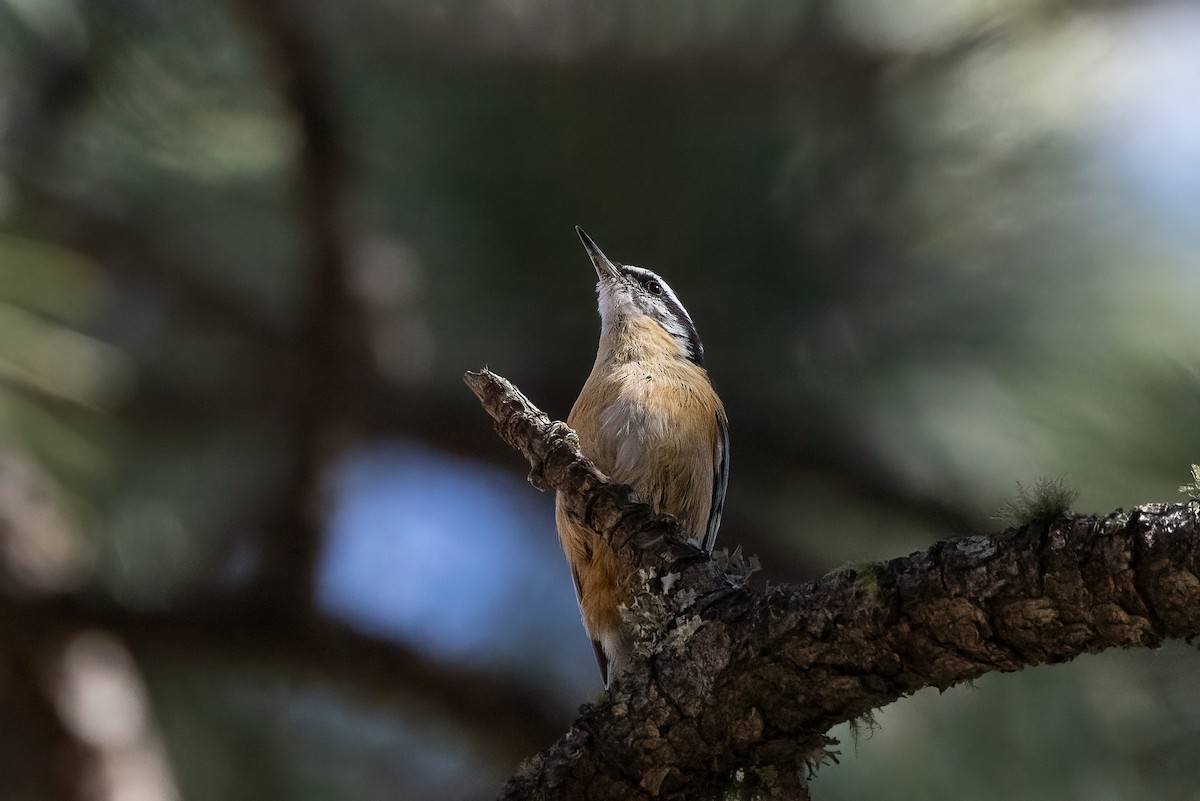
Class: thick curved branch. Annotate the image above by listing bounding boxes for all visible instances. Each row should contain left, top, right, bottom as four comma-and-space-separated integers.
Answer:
465, 368, 1200, 801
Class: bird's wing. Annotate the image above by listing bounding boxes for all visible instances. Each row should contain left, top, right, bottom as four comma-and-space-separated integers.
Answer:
702, 409, 729, 552
570, 563, 611, 685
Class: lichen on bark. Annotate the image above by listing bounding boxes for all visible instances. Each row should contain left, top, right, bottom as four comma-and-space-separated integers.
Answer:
465, 368, 1200, 801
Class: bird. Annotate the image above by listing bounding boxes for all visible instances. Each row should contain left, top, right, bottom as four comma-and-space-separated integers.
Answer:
555, 226, 729, 687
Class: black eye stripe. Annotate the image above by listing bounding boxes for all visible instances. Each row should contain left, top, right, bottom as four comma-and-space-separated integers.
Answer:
618, 264, 705, 366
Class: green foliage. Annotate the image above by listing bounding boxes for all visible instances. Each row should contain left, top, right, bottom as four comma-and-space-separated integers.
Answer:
3, 0, 1200, 799
993, 478, 1080, 526
820, 643, 1200, 801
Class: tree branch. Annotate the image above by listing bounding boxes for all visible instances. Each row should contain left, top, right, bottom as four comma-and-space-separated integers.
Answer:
464, 368, 1200, 801
0, 592, 566, 767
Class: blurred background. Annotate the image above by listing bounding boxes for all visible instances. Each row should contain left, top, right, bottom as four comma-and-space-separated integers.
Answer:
1, 0, 1198, 799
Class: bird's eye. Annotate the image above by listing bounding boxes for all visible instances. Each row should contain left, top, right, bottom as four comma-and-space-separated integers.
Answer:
645, 279, 663, 296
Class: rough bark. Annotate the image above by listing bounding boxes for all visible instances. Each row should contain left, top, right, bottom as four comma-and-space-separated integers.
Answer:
464, 368, 1200, 801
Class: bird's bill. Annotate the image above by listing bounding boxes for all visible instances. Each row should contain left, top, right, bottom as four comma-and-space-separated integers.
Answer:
575, 226, 621, 281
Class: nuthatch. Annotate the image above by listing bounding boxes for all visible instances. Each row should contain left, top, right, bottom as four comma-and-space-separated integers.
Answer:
556, 227, 729, 687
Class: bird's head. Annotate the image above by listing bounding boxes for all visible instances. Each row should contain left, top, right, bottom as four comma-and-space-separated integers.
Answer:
576, 226, 704, 366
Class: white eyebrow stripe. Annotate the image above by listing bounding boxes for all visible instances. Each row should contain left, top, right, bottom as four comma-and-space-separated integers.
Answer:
619, 263, 704, 365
